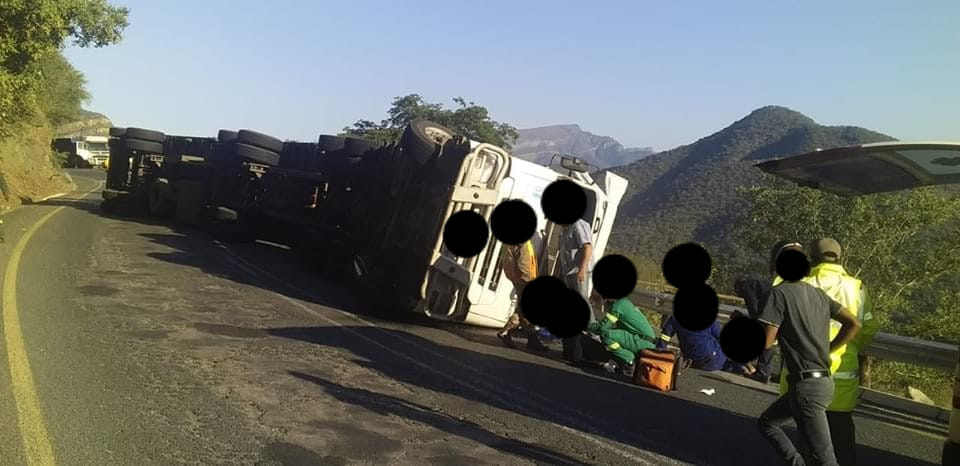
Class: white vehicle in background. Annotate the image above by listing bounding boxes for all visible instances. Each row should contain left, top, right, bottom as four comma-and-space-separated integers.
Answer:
415, 141, 628, 328
52, 135, 111, 168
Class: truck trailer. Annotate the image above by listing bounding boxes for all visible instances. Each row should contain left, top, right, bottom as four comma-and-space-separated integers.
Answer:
100, 120, 628, 329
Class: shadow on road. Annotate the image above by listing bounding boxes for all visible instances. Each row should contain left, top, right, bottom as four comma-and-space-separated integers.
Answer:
268, 325, 935, 466
42, 193, 941, 466
288, 370, 586, 465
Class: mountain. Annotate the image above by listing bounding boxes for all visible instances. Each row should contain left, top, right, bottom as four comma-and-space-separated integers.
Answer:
512, 124, 654, 169
53, 109, 112, 138
606, 105, 896, 267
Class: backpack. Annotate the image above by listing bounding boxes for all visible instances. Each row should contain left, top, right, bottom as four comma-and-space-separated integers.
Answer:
633, 348, 682, 392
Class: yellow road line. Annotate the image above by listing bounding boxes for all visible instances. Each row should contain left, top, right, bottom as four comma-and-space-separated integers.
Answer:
2, 181, 102, 466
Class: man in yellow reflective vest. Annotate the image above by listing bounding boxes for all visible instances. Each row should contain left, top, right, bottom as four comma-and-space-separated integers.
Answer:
773, 238, 879, 466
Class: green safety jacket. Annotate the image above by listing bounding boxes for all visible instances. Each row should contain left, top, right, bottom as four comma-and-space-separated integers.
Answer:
773, 263, 879, 412
587, 298, 657, 365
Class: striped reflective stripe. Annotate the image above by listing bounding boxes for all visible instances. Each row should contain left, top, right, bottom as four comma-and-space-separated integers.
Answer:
605, 313, 619, 323
607, 342, 621, 350
524, 241, 538, 278
659, 334, 671, 342
832, 371, 859, 380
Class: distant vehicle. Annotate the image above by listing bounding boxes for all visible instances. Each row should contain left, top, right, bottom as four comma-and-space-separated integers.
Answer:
100, 121, 628, 329
755, 140, 960, 466
52, 135, 111, 168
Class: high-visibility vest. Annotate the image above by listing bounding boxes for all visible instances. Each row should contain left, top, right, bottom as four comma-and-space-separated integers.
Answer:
505, 241, 538, 284
773, 263, 868, 412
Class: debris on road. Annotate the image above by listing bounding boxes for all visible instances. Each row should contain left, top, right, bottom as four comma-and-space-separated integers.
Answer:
699, 388, 716, 396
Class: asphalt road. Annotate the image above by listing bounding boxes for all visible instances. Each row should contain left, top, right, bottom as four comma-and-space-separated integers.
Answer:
0, 169, 947, 465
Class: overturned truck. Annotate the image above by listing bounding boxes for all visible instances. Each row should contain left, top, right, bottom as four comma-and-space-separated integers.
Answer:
101, 121, 629, 328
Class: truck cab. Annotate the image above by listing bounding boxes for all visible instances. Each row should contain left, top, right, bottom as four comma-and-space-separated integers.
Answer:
53, 136, 110, 168
414, 140, 628, 328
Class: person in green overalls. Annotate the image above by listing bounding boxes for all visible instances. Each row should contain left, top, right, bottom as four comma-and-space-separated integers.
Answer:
586, 297, 658, 375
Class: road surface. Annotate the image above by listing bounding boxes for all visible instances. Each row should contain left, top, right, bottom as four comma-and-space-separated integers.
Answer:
0, 170, 946, 465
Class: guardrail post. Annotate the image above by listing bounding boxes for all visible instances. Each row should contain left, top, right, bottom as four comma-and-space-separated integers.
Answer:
943, 354, 960, 465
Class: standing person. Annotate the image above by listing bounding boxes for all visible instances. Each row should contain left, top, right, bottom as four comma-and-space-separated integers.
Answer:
773, 238, 877, 466
734, 277, 776, 383
758, 242, 862, 466
497, 239, 548, 351
586, 297, 658, 375
558, 217, 595, 364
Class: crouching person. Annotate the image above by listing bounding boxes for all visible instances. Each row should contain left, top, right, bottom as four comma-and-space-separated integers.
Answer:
657, 314, 753, 375
586, 297, 658, 376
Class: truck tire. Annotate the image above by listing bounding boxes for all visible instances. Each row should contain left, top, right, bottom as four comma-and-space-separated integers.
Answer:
218, 130, 238, 142
233, 142, 280, 166
123, 138, 164, 154
401, 120, 455, 165
125, 128, 165, 143
109, 127, 126, 137
343, 137, 379, 157
318, 135, 346, 152
237, 129, 284, 153
435, 137, 472, 176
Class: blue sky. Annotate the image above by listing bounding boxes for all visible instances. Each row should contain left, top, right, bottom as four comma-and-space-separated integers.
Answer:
64, 0, 959, 151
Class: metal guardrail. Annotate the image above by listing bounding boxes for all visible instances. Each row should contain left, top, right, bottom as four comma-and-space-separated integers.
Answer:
628, 287, 960, 372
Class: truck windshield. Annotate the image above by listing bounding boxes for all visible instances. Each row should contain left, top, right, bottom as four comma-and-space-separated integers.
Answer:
87, 143, 109, 151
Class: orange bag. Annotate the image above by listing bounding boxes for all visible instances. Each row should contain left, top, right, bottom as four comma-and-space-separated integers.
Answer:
633, 349, 680, 392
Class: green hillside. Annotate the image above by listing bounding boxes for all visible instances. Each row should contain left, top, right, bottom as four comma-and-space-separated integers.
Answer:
606, 105, 896, 270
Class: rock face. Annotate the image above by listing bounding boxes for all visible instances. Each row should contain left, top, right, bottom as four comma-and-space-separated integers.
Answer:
512, 124, 654, 169
53, 110, 113, 138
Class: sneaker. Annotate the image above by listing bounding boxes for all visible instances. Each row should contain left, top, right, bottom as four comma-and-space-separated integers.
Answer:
497, 332, 516, 349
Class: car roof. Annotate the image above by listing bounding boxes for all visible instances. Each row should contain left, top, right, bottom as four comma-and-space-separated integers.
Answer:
754, 141, 960, 196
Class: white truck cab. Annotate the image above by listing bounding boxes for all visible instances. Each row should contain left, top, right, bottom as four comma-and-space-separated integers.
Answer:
54, 135, 111, 168
77, 136, 110, 167
417, 139, 628, 328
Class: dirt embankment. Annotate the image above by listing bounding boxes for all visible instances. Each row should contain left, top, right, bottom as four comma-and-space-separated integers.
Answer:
0, 113, 78, 212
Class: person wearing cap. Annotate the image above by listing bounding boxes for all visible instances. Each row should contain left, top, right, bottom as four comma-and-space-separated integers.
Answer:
758, 241, 862, 466
773, 238, 876, 466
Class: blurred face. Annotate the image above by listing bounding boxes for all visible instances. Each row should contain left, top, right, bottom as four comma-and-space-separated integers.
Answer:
770, 243, 804, 275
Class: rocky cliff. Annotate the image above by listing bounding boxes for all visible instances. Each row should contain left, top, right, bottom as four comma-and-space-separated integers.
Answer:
512, 124, 654, 169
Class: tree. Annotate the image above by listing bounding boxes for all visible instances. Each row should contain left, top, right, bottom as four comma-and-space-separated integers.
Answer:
343, 94, 519, 149
733, 174, 960, 342
733, 176, 960, 405
32, 51, 90, 127
0, 0, 128, 133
